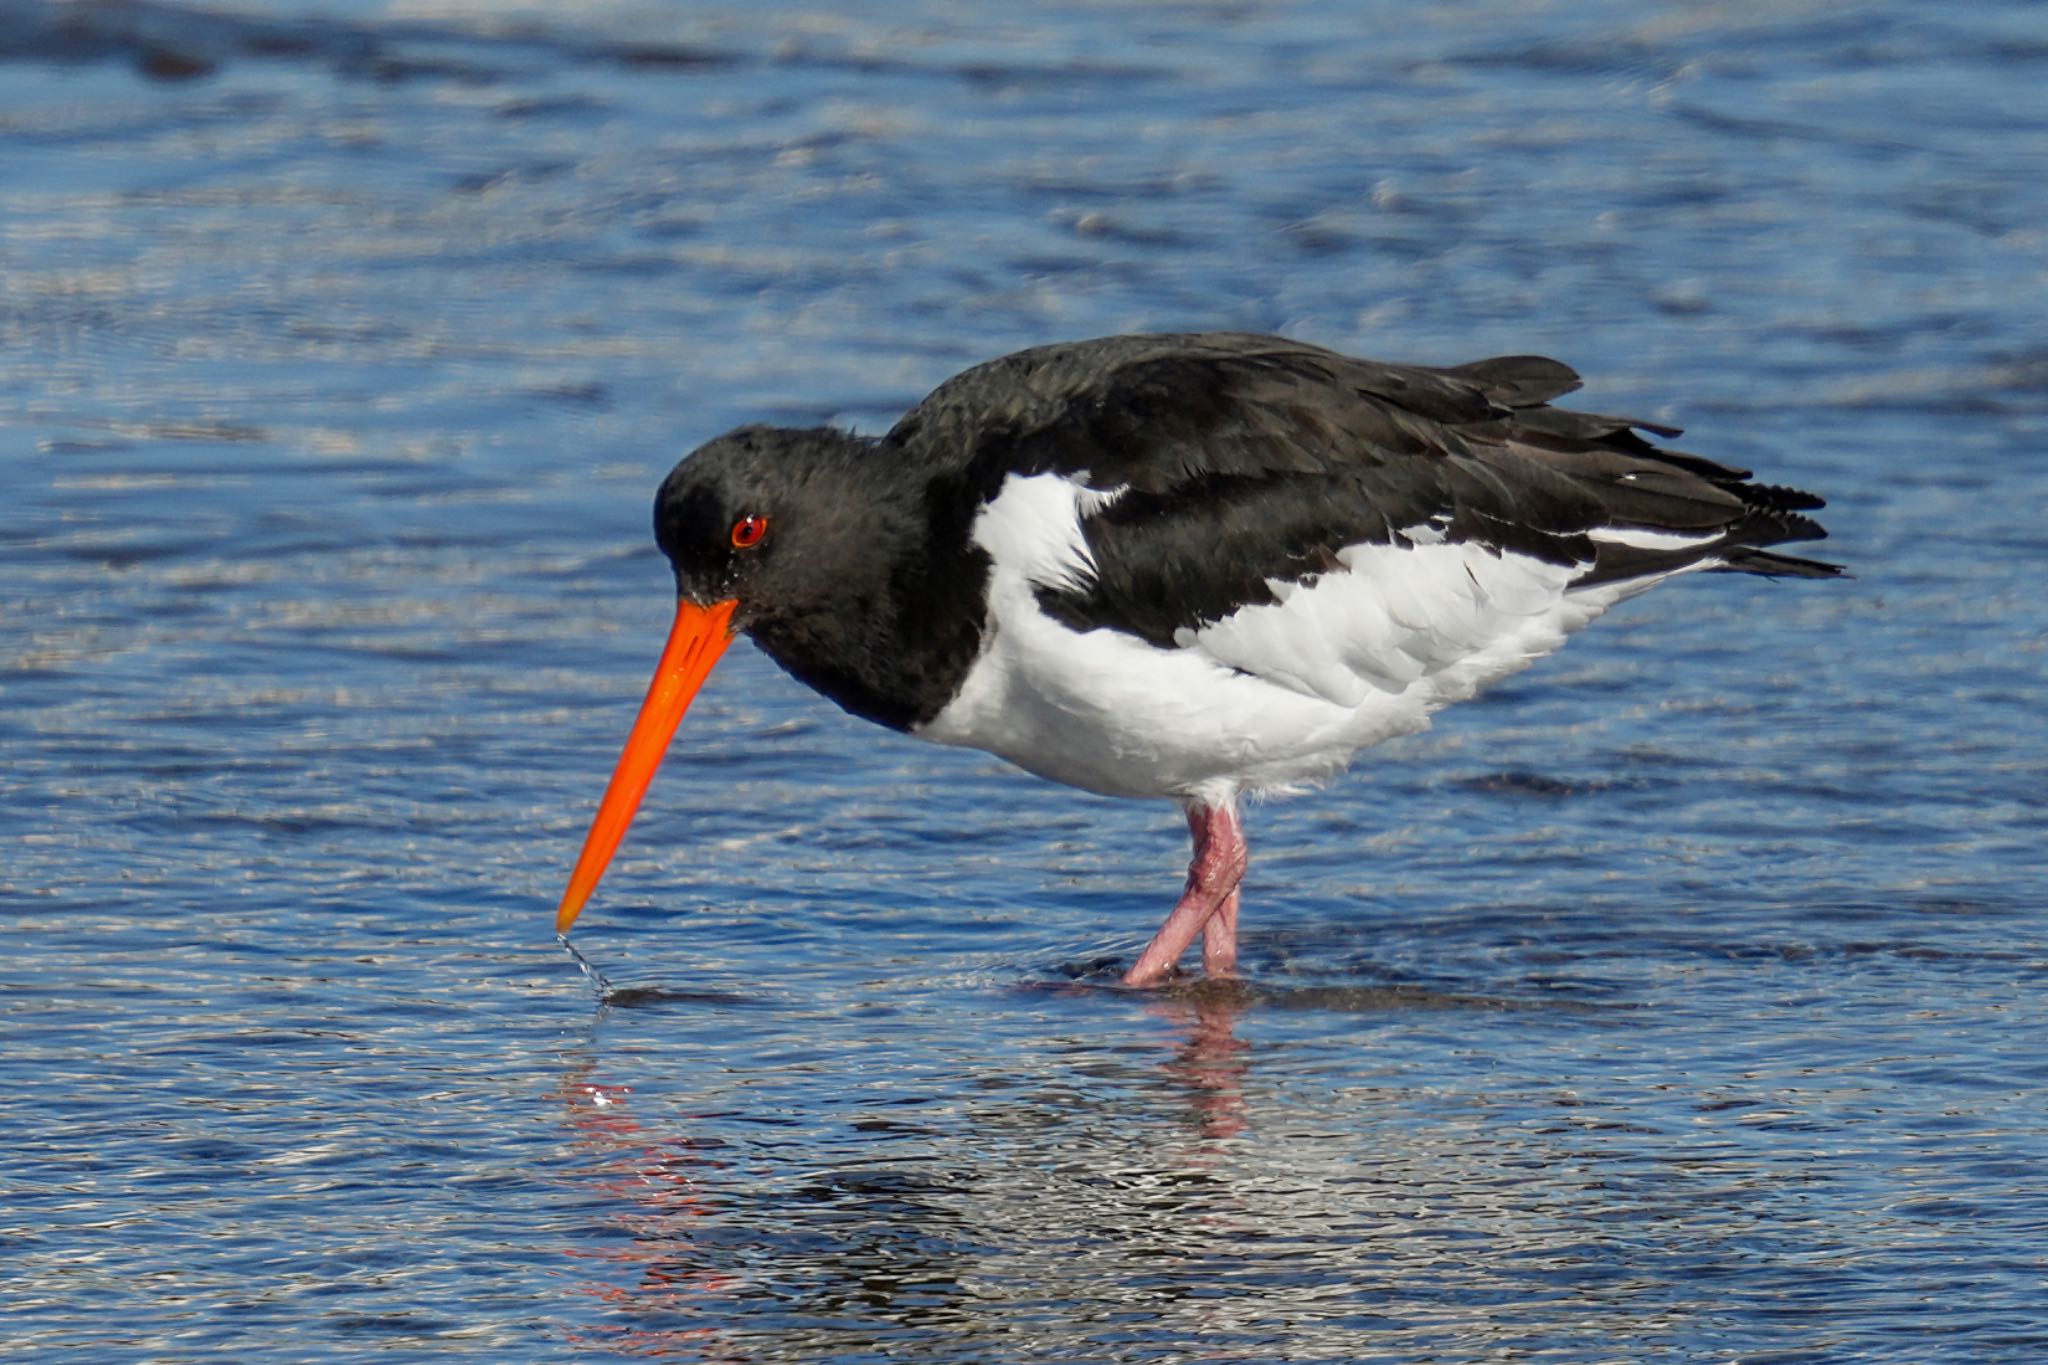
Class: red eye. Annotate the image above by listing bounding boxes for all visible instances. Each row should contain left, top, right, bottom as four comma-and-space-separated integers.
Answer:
729, 513, 769, 549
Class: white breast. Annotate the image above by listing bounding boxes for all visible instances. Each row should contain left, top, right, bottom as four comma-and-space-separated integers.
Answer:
915, 473, 1703, 806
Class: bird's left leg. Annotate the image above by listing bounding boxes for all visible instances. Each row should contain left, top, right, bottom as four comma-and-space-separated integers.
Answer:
1202, 886, 1240, 977
1123, 801, 1248, 987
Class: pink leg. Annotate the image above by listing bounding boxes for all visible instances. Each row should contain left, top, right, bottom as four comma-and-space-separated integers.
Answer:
1202, 886, 1240, 977
1123, 802, 1248, 987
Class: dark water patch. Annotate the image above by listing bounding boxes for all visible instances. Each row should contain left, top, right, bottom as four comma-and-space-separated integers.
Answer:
606, 42, 738, 74
594, 983, 775, 1010
1454, 768, 1613, 798
493, 92, 610, 122
1445, 36, 1680, 82
558, 932, 774, 1010
0, 0, 531, 86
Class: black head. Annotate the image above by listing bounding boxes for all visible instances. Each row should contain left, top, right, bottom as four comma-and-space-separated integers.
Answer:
649, 421, 989, 734
653, 424, 891, 631
557, 424, 883, 937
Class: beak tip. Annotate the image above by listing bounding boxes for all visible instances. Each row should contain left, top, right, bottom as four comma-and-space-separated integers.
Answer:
554, 895, 585, 936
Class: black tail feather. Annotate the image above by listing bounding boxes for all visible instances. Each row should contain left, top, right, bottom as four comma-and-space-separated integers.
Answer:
1713, 546, 1844, 579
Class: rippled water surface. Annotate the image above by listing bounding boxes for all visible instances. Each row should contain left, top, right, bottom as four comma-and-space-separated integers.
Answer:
6, 2, 2047, 1360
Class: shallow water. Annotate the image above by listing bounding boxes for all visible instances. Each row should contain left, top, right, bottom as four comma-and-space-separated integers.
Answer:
5, 1, 2047, 1360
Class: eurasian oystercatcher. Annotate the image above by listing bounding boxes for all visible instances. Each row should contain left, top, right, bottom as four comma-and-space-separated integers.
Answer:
554, 332, 1837, 986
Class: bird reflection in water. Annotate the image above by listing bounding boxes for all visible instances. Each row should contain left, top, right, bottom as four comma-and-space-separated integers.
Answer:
547, 968, 1543, 1356
552, 1061, 744, 1361
1144, 978, 1256, 1143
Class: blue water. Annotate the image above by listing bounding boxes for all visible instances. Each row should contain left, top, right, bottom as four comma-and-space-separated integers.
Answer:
5, 2, 2046, 1360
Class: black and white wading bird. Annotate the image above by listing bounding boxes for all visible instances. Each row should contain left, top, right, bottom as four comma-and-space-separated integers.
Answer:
554, 332, 1837, 986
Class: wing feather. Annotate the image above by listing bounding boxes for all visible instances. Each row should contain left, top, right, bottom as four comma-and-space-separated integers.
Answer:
891, 332, 1836, 657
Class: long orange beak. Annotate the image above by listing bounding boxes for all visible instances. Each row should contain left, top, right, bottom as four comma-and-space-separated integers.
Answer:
555, 597, 739, 934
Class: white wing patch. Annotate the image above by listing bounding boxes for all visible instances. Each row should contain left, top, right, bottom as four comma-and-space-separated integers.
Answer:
1075, 483, 1130, 517
1185, 541, 1588, 709
970, 472, 1104, 594
1396, 515, 1453, 546
1589, 526, 1724, 551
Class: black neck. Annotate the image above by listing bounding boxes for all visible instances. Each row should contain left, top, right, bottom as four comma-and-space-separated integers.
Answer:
746, 465, 991, 732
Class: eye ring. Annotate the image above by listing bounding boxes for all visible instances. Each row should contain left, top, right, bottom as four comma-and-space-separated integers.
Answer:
729, 513, 769, 549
